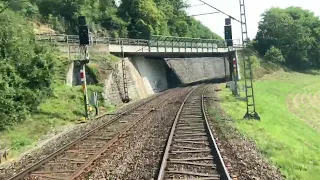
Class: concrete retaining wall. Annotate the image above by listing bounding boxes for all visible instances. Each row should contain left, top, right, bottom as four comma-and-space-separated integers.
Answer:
130, 56, 168, 94
102, 58, 150, 105
165, 57, 230, 84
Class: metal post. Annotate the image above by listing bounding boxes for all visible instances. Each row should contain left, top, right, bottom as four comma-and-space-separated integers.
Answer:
165, 40, 167, 52
157, 40, 159, 52
66, 35, 71, 61
223, 55, 228, 82
80, 62, 89, 119
201, 41, 204, 52
232, 49, 239, 96
79, 45, 89, 119
239, 0, 260, 120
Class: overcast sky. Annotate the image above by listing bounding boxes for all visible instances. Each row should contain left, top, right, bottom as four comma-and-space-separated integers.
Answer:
186, 0, 319, 42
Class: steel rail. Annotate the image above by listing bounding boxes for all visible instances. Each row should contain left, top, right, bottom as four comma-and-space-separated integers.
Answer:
157, 86, 199, 180
8, 91, 169, 180
157, 85, 232, 180
202, 87, 232, 180
68, 89, 185, 179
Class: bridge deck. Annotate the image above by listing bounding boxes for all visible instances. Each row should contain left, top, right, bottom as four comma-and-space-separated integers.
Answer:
37, 34, 241, 56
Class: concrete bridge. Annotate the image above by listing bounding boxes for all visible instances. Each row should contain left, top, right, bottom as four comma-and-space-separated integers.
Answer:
36, 34, 242, 58
40, 34, 240, 102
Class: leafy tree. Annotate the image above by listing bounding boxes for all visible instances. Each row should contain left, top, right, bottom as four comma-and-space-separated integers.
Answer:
254, 7, 320, 69
2, 0, 220, 40
119, 0, 168, 38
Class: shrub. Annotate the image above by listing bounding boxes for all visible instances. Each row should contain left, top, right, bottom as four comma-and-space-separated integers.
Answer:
264, 46, 285, 64
0, 11, 57, 130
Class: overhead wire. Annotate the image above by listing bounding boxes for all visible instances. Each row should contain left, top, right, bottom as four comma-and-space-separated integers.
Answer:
190, 12, 220, 17
198, 0, 241, 23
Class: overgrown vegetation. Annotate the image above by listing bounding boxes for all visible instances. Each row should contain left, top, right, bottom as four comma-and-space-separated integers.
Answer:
0, 6, 119, 157
0, 10, 59, 130
0, 0, 221, 40
252, 7, 320, 69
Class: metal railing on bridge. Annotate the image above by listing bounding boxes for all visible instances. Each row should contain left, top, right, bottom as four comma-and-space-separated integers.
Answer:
36, 34, 229, 47
149, 35, 221, 49
35, 34, 243, 53
36, 34, 150, 46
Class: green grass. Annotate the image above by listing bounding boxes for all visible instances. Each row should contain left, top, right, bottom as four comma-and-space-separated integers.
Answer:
218, 70, 320, 180
0, 85, 114, 162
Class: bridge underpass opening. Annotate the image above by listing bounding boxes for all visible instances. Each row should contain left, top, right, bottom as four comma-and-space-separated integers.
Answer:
164, 57, 231, 88
129, 55, 232, 94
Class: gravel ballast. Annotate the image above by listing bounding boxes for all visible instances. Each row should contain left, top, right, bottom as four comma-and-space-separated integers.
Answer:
81, 89, 189, 179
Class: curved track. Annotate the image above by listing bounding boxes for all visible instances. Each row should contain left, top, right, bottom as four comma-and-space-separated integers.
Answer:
157, 86, 231, 180
8, 88, 190, 180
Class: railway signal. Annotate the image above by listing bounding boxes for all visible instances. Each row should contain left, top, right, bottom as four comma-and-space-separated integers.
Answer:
78, 16, 90, 119
225, 18, 239, 96
79, 25, 89, 45
224, 18, 233, 47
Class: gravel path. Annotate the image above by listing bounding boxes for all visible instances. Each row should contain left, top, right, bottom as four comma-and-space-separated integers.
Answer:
80, 88, 189, 180
204, 85, 284, 180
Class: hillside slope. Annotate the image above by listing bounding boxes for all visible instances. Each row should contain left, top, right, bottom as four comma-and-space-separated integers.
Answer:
218, 70, 320, 179
1, 0, 222, 40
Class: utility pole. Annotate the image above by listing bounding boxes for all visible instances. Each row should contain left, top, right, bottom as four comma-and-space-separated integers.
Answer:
239, 0, 260, 120
78, 16, 90, 119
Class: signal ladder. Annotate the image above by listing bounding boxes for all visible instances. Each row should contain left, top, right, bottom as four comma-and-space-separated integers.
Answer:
121, 41, 130, 103
239, 0, 260, 120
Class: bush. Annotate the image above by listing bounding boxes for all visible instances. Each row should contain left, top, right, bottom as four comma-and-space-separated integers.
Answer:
264, 46, 285, 64
0, 11, 57, 130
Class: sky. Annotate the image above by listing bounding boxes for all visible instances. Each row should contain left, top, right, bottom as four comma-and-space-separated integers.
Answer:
186, 0, 320, 42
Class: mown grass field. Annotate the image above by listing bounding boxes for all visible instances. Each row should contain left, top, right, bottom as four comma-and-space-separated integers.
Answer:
218, 70, 320, 180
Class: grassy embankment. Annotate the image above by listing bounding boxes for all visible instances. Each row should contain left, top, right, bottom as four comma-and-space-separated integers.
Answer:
217, 63, 320, 179
0, 51, 120, 162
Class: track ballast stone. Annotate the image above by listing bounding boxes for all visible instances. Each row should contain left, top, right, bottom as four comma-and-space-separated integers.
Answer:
83, 89, 188, 180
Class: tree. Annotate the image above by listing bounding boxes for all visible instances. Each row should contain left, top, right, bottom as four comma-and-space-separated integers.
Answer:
254, 7, 320, 69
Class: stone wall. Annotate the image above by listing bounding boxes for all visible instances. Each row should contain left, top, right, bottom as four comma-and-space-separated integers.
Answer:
165, 57, 230, 84
102, 58, 150, 106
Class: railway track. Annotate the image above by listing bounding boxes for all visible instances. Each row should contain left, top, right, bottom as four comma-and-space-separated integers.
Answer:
157, 86, 232, 180
7, 88, 191, 180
